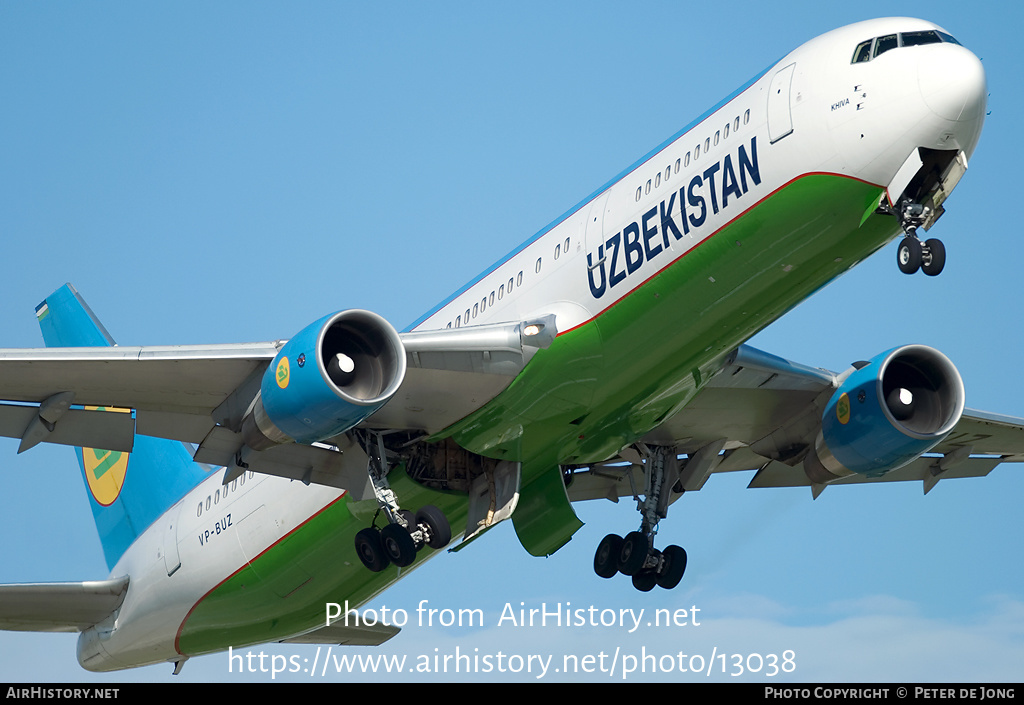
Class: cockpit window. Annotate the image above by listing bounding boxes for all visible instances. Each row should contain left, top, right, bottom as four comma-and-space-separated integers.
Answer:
851, 29, 962, 63
873, 34, 898, 58
901, 30, 942, 47
852, 39, 873, 63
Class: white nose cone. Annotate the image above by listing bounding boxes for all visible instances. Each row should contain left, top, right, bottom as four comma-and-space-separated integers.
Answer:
918, 46, 987, 122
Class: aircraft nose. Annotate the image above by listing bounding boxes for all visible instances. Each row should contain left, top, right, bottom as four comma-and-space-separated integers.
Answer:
918, 45, 987, 123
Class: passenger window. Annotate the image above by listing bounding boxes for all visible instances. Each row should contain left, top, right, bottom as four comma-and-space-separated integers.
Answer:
480, 296, 486, 313
723, 123, 729, 139
636, 186, 642, 201
564, 237, 570, 252
743, 109, 750, 124
714, 131, 720, 146
508, 277, 514, 292
684, 152, 690, 167
535, 258, 542, 274
694, 143, 700, 159
456, 315, 461, 327
674, 158, 680, 173
654, 172, 660, 188
498, 284, 504, 300
734, 116, 740, 131
874, 34, 898, 58
852, 39, 873, 63
517, 271, 523, 286
554, 243, 561, 260
489, 292, 495, 306
704, 137, 710, 152
645, 179, 651, 195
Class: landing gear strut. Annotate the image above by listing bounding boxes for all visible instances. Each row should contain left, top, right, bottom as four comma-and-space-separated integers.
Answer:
352, 430, 452, 573
592, 444, 688, 591
895, 203, 945, 276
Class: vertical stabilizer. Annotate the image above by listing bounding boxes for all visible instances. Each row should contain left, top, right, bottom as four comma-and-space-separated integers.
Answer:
37, 284, 211, 570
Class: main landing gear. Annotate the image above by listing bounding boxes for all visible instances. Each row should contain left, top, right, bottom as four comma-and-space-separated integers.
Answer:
895, 203, 945, 276
352, 430, 452, 573
592, 444, 688, 592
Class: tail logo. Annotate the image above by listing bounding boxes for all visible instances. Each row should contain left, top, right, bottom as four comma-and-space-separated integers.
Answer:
81, 407, 131, 506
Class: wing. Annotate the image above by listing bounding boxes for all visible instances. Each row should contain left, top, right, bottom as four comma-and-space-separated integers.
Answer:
566, 344, 1024, 502
0, 576, 129, 632
0, 319, 554, 495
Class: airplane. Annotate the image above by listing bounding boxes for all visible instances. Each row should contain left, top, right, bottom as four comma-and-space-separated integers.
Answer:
0, 15, 1021, 674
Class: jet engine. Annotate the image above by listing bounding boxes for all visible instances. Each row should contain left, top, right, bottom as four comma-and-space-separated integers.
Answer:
804, 345, 964, 484
241, 310, 406, 449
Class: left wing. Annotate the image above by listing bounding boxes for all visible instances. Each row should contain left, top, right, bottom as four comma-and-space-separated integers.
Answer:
566, 344, 1024, 502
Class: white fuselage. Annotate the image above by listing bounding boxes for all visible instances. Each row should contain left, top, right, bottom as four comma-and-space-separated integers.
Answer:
77, 17, 986, 671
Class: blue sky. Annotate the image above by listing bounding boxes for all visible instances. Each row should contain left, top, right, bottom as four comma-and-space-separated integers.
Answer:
1, 0, 1022, 683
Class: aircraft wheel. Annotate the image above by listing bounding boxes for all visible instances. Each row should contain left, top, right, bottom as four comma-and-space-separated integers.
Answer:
897, 237, 922, 274
381, 522, 417, 567
594, 534, 623, 579
632, 570, 658, 592
618, 531, 649, 576
656, 545, 687, 589
415, 505, 452, 549
921, 238, 946, 276
354, 527, 390, 572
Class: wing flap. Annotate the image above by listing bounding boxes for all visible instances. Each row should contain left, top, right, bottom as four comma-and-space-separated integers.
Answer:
0, 576, 129, 632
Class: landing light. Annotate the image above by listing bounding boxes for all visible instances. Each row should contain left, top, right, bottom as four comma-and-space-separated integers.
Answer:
523, 324, 543, 337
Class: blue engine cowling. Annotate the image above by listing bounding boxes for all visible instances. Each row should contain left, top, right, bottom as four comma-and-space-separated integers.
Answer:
241, 310, 406, 449
804, 345, 964, 484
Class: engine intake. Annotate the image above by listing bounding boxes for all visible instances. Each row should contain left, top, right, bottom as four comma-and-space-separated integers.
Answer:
804, 345, 964, 484
242, 310, 406, 449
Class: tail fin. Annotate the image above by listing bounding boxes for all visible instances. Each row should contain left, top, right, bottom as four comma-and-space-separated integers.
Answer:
38, 284, 211, 571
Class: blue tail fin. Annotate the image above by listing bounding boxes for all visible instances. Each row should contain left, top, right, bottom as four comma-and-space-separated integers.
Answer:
38, 284, 211, 570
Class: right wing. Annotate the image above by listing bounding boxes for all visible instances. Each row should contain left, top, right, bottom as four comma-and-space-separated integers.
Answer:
0, 317, 553, 496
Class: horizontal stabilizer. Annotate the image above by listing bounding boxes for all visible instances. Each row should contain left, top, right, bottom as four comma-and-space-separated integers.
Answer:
0, 576, 128, 632
280, 621, 399, 646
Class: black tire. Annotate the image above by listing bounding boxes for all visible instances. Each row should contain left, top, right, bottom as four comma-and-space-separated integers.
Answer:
415, 505, 452, 549
897, 237, 922, 274
594, 534, 623, 579
381, 522, 417, 567
656, 545, 688, 589
922, 238, 946, 276
354, 527, 390, 572
617, 531, 649, 576
632, 570, 658, 592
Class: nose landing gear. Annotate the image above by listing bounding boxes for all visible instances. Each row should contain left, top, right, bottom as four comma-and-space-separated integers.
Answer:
895, 203, 945, 276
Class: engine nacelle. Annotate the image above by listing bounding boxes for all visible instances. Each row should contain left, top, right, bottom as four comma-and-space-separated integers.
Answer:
242, 310, 406, 449
804, 345, 964, 484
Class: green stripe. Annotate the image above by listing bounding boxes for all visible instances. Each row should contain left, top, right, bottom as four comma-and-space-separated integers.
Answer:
178, 173, 894, 654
